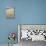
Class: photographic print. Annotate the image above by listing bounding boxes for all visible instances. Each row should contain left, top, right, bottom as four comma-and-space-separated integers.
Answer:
6, 7, 15, 19
18, 24, 46, 46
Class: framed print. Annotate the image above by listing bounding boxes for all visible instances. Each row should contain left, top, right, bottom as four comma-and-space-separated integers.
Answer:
6, 7, 15, 19
18, 24, 46, 41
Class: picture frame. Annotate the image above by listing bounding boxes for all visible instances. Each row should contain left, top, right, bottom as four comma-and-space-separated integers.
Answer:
6, 7, 15, 19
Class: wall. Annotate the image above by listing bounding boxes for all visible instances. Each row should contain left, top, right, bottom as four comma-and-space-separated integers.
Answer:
16, 0, 46, 24
0, 0, 46, 44
0, 0, 18, 44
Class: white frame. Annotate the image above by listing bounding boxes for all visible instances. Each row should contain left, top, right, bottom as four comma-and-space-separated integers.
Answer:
18, 24, 46, 42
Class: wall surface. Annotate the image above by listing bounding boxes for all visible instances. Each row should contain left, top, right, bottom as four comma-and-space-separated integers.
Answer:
16, 0, 46, 24
0, 0, 46, 44
0, 0, 18, 44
